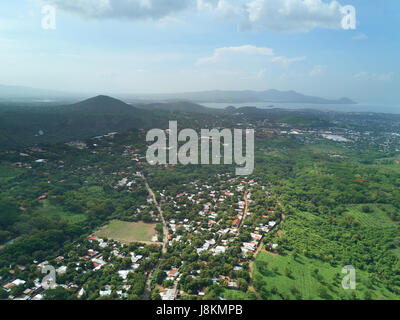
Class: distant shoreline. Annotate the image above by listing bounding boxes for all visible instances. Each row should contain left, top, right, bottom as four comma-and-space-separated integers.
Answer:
200, 102, 400, 114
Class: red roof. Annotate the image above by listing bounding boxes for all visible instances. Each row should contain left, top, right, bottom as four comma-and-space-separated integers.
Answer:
232, 219, 241, 227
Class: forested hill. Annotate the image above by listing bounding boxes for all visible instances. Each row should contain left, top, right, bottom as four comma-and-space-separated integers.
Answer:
61, 95, 141, 114
0, 96, 169, 149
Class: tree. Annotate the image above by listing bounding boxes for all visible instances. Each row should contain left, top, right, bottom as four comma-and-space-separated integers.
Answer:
151, 288, 161, 300
10, 285, 25, 297
0, 201, 19, 229
0, 230, 10, 244
153, 269, 166, 285
0, 288, 8, 300
237, 278, 248, 292
43, 287, 73, 300
362, 205, 372, 213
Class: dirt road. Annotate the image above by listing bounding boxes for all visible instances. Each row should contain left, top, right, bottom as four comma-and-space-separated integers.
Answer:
142, 175, 169, 300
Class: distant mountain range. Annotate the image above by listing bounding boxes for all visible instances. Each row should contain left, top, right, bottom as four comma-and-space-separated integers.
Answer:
0, 84, 356, 105
128, 89, 357, 105
0, 84, 84, 104
135, 100, 216, 114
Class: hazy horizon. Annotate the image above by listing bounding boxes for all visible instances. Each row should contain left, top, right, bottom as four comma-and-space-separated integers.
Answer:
0, 1, 399, 106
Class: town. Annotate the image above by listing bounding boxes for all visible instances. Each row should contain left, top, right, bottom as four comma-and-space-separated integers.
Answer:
1, 108, 400, 300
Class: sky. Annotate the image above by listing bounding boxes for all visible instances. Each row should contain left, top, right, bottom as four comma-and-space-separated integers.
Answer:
0, 0, 399, 104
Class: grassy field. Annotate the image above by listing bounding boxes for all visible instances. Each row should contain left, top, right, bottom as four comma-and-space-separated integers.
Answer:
392, 247, 400, 258
347, 204, 398, 229
306, 143, 347, 156
0, 163, 25, 183
37, 200, 86, 224
252, 252, 397, 300
94, 220, 157, 243
222, 289, 253, 300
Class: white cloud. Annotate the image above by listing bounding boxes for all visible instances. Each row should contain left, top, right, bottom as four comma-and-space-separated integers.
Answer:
44, 0, 193, 20
256, 68, 267, 79
353, 71, 394, 82
156, 15, 184, 26
196, 0, 218, 11
245, 0, 346, 32
309, 65, 326, 77
42, 0, 349, 33
197, 45, 274, 65
271, 56, 306, 66
197, 0, 243, 18
352, 32, 368, 40
353, 71, 368, 79
377, 72, 394, 82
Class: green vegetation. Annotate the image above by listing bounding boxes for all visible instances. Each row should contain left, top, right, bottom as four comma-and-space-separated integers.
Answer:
1, 102, 400, 300
37, 200, 86, 224
0, 163, 25, 183
253, 252, 396, 300
222, 289, 254, 300
347, 204, 398, 229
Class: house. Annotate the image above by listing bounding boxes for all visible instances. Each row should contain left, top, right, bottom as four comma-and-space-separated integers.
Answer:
268, 221, 277, 228
212, 246, 226, 255
92, 259, 106, 270
14, 295, 30, 301
54, 256, 64, 262
198, 287, 206, 296
77, 288, 86, 299
88, 249, 99, 257
118, 270, 131, 280
166, 268, 180, 281
23, 288, 33, 295
160, 288, 178, 301
3, 282, 14, 292
242, 242, 256, 252
38, 193, 48, 200
12, 279, 26, 286
130, 254, 143, 263
232, 219, 241, 227
118, 178, 128, 186
228, 282, 239, 289
251, 233, 262, 241
56, 266, 67, 274
99, 289, 112, 297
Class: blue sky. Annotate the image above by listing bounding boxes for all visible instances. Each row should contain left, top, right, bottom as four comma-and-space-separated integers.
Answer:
0, 0, 399, 104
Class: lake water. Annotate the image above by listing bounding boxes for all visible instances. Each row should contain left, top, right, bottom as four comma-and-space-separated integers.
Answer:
200, 102, 400, 114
